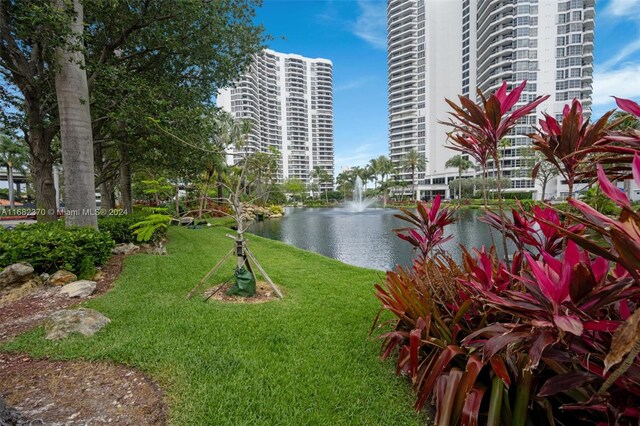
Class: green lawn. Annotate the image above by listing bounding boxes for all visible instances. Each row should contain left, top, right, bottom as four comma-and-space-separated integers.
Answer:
2, 225, 425, 425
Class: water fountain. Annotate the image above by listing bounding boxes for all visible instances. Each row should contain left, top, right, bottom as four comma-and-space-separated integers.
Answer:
348, 176, 377, 212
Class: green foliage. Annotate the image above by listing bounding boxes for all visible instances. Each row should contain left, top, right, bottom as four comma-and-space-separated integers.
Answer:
283, 178, 306, 202
500, 191, 534, 200
580, 187, 619, 215
0, 222, 114, 275
98, 214, 145, 244
130, 213, 171, 242
268, 205, 284, 216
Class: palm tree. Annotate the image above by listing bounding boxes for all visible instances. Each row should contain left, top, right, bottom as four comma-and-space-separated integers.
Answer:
311, 166, 332, 202
368, 158, 380, 189
0, 134, 29, 209
54, 0, 97, 228
360, 166, 374, 191
336, 170, 355, 201
402, 149, 427, 200
377, 155, 394, 184
445, 155, 473, 200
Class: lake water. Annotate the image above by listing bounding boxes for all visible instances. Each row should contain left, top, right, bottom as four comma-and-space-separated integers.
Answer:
249, 207, 499, 271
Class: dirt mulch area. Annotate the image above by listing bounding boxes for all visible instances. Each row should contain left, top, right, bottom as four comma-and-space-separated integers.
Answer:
204, 280, 281, 303
0, 253, 168, 425
0, 255, 124, 344
0, 353, 166, 425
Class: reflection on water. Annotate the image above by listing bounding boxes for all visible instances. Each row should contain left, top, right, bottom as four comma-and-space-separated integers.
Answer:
249, 207, 502, 271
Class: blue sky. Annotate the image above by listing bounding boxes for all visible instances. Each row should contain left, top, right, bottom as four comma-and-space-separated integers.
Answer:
255, 0, 640, 172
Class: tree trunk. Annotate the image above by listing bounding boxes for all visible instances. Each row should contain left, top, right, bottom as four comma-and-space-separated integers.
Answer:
494, 154, 510, 268
458, 168, 462, 200
412, 167, 416, 201
54, 0, 97, 228
118, 141, 133, 214
94, 141, 114, 211
216, 170, 224, 207
26, 109, 58, 222
7, 164, 14, 209
100, 180, 115, 211
175, 180, 180, 217
624, 179, 631, 200
199, 170, 212, 219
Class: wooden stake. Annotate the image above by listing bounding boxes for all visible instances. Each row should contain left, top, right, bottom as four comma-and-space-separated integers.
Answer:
245, 247, 283, 299
187, 248, 234, 299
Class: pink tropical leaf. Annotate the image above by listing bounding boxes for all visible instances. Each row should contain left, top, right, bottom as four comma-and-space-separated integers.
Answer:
614, 96, 640, 117
633, 154, 640, 188
553, 314, 583, 336
597, 164, 630, 208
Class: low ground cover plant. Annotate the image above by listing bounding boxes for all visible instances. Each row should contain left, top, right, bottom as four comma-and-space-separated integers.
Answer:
0, 222, 114, 276
373, 91, 640, 425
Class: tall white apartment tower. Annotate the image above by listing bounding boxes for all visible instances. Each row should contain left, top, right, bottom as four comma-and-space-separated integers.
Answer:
217, 49, 334, 190
472, 0, 594, 197
387, 0, 595, 200
387, 0, 463, 188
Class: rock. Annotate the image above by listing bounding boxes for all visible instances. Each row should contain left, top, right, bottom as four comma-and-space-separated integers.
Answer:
60, 280, 97, 298
139, 243, 167, 256
112, 242, 140, 255
0, 263, 34, 289
179, 217, 194, 226
40, 272, 50, 283
0, 263, 42, 304
0, 278, 42, 305
49, 270, 77, 286
44, 308, 110, 340
0, 395, 24, 425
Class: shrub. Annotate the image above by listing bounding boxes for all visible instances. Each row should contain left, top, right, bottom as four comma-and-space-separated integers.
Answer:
268, 205, 284, 216
500, 191, 534, 200
0, 222, 115, 276
98, 214, 144, 244
373, 94, 640, 425
130, 213, 171, 242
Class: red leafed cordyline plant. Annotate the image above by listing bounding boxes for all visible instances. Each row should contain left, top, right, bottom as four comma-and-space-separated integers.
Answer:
373, 93, 640, 425
443, 81, 549, 266
529, 99, 615, 199
585, 97, 640, 184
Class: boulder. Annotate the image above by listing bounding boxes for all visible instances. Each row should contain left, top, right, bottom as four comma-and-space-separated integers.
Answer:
60, 280, 97, 298
0, 263, 34, 289
139, 243, 167, 256
49, 270, 77, 286
44, 308, 110, 340
112, 242, 140, 255
0, 263, 42, 304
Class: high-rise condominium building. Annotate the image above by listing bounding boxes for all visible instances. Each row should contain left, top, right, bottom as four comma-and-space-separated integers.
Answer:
388, 0, 595, 200
217, 49, 334, 190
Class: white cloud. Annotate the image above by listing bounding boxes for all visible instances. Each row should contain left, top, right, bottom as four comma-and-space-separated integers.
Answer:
334, 76, 376, 92
351, 0, 387, 50
592, 63, 640, 116
600, 38, 640, 70
334, 142, 386, 173
603, 0, 640, 17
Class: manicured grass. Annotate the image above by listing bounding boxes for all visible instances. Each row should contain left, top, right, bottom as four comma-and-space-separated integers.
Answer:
2, 225, 426, 425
